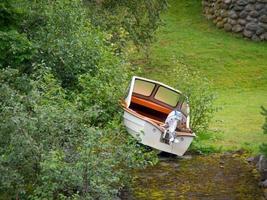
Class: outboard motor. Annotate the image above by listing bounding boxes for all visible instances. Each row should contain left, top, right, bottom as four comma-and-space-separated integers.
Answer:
163, 110, 182, 143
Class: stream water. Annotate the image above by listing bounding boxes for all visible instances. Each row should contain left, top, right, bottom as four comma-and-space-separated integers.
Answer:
122, 153, 265, 200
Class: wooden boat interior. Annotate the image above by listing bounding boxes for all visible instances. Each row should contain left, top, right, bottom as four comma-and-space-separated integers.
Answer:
129, 96, 170, 123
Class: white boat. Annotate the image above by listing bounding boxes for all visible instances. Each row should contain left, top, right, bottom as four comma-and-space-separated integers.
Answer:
121, 76, 196, 156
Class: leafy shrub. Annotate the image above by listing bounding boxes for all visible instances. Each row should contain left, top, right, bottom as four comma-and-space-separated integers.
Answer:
171, 62, 217, 134
0, 68, 157, 199
22, 0, 131, 123
0, 0, 162, 199
19, 0, 125, 90
169, 60, 218, 154
85, 0, 167, 51
0, 30, 35, 72
0, 0, 20, 28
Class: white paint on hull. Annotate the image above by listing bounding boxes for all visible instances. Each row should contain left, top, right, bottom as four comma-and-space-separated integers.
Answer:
123, 111, 194, 156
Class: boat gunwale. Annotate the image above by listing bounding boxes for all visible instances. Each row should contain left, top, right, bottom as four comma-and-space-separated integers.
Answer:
122, 106, 196, 138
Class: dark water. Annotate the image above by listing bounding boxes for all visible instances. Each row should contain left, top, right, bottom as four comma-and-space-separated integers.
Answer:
122, 153, 265, 200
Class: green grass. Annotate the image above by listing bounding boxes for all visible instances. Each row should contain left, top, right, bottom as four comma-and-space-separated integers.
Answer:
132, 0, 267, 153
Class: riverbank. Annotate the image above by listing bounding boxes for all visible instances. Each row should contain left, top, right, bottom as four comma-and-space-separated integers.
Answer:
122, 152, 266, 200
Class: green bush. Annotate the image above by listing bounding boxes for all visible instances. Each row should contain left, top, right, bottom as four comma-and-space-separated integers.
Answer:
24, 0, 121, 88
0, 30, 35, 72
23, 0, 131, 122
169, 60, 218, 154
0, 0, 164, 199
171, 62, 217, 134
0, 1, 161, 198
85, 0, 167, 51
0, 0, 20, 28
0, 68, 157, 199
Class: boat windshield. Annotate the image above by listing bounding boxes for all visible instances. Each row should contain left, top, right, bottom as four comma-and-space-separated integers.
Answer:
154, 86, 180, 107
133, 79, 155, 96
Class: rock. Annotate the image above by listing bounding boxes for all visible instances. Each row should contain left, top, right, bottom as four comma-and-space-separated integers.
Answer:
234, 5, 245, 11
257, 155, 267, 172
224, 23, 233, 31
228, 10, 238, 18
259, 15, 267, 23
238, 18, 247, 25
202, 0, 267, 42
259, 22, 267, 30
252, 34, 261, 41
243, 29, 253, 37
217, 21, 225, 28
221, 3, 229, 9
217, 16, 223, 21
261, 169, 267, 180
245, 4, 255, 12
207, 15, 215, 20
240, 10, 249, 18
259, 8, 267, 16
260, 33, 267, 40
246, 15, 258, 22
259, 179, 267, 188
215, 10, 220, 17
256, 155, 267, 180
255, 3, 265, 10
229, 18, 238, 25
220, 10, 228, 18
256, 27, 265, 35
237, 0, 248, 6
246, 22, 259, 31
247, 157, 255, 162
250, 10, 259, 17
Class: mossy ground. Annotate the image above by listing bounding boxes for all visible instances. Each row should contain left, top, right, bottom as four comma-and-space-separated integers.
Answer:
130, 0, 267, 153
127, 154, 264, 200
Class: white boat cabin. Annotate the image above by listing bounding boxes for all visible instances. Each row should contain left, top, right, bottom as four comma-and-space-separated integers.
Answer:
124, 76, 190, 128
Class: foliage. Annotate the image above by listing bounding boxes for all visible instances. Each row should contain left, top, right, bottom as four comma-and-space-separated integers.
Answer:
0, 0, 20, 28
0, 0, 162, 199
189, 132, 222, 154
85, 0, 167, 51
0, 0, 35, 73
0, 68, 158, 199
20, 0, 124, 89
0, 30, 35, 72
260, 106, 267, 156
23, 0, 130, 121
171, 61, 217, 134
0, 69, 39, 198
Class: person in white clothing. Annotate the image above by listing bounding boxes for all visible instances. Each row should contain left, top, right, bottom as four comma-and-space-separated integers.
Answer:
162, 109, 182, 143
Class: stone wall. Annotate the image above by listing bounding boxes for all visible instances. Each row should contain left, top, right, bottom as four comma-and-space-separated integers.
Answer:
202, 0, 267, 41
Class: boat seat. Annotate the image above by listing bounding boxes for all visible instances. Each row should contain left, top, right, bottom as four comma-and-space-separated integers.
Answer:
129, 102, 168, 123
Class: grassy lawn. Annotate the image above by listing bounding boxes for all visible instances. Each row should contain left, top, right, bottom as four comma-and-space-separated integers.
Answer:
132, 0, 267, 153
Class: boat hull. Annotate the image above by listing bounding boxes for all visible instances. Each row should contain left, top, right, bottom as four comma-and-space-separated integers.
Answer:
123, 110, 195, 156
